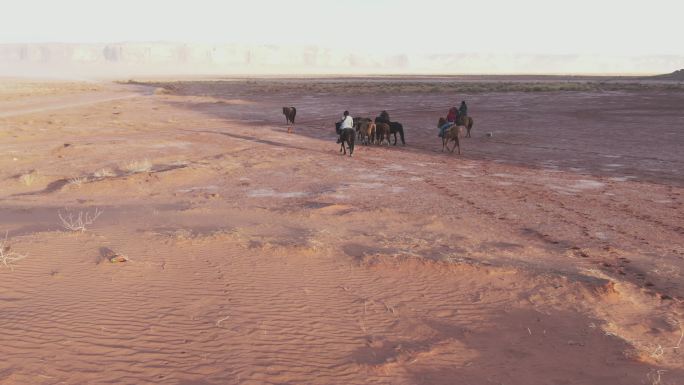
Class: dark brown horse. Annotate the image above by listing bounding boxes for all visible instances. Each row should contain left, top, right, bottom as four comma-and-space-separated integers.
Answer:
282, 106, 296, 130
375, 123, 390, 146
375, 111, 405, 145
339, 128, 355, 156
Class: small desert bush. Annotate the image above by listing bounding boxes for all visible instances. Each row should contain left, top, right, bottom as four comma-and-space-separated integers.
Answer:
18, 171, 39, 186
0, 232, 27, 270
58, 208, 103, 232
93, 168, 116, 179
68, 176, 88, 187
121, 159, 152, 174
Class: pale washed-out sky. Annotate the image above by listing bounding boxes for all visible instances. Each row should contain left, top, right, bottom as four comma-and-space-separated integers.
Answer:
2, 0, 682, 56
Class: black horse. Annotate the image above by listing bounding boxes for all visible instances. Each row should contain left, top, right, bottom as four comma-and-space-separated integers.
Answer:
374, 111, 405, 146
282, 107, 296, 124
339, 128, 355, 156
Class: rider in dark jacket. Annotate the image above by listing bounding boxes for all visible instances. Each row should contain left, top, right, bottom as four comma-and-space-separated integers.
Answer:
458, 101, 468, 122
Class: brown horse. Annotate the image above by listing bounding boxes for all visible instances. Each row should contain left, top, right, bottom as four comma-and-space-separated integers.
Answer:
442, 126, 466, 154
358, 121, 376, 145
375, 123, 390, 146
339, 128, 355, 156
438, 117, 466, 154
282, 107, 296, 133
439, 116, 474, 138
458, 116, 474, 138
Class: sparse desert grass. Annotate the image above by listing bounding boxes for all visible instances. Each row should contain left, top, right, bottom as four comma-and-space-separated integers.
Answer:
130, 78, 684, 97
18, 170, 39, 186
0, 80, 102, 101
58, 208, 103, 232
121, 159, 152, 174
68, 176, 88, 187
93, 168, 116, 179
0, 232, 27, 270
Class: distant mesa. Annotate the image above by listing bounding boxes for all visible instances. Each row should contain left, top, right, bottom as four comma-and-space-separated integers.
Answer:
651, 69, 684, 80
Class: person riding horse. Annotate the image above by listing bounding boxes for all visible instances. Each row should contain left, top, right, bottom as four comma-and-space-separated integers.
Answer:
439, 102, 469, 137
458, 101, 468, 125
336, 110, 354, 143
439, 107, 459, 137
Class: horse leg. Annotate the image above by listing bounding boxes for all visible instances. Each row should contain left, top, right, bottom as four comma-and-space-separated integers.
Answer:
392, 132, 397, 146
400, 128, 405, 145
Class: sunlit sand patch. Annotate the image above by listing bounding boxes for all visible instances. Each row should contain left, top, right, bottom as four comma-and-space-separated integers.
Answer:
149, 141, 192, 149
358, 173, 382, 180
389, 186, 406, 193
604, 164, 624, 168
247, 188, 308, 198
608, 176, 637, 182
594, 231, 609, 240
571, 180, 605, 190
383, 164, 405, 171
347, 182, 385, 189
459, 172, 477, 178
177, 185, 219, 193
547, 179, 605, 194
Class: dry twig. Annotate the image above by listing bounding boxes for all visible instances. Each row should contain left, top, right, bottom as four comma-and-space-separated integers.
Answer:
58, 208, 103, 232
0, 232, 27, 270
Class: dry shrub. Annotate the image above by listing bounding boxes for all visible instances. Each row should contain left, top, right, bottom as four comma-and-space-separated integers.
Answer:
121, 159, 152, 174
58, 208, 103, 232
18, 170, 39, 186
68, 176, 88, 187
0, 232, 27, 270
93, 168, 116, 179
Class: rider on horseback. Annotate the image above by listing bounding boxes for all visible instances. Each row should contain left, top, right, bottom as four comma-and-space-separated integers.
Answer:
336, 110, 354, 143
439, 107, 459, 137
458, 101, 468, 125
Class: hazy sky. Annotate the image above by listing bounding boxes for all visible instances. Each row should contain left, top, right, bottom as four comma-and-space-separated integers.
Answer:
2, 0, 682, 55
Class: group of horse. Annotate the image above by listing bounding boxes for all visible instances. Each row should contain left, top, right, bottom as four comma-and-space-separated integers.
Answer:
335, 111, 406, 156
282, 106, 474, 157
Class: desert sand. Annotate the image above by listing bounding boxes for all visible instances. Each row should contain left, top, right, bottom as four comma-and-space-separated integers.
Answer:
0, 77, 682, 385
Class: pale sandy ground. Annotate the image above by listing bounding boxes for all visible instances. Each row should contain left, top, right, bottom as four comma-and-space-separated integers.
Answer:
0, 78, 682, 385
